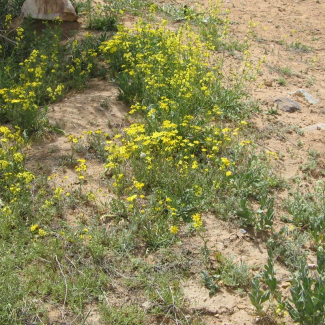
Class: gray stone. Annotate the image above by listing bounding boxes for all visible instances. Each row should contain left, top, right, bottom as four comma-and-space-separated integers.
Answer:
21, 0, 78, 21
274, 97, 301, 113
290, 89, 320, 105
303, 123, 325, 132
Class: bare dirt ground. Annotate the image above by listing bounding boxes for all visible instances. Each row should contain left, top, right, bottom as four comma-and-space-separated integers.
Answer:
26, 0, 325, 323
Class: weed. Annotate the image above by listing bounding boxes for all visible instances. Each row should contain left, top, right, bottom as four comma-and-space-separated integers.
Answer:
100, 97, 111, 110
276, 39, 285, 46
201, 270, 220, 296
251, 249, 325, 325
158, 3, 197, 21
104, 0, 151, 15
196, 4, 249, 54
294, 125, 304, 136
236, 195, 275, 230
306, 76, 315, 87
278, 66, 293, 76
288, 41, 311, 53
82, 0, 118, 31
3, 1, 321, 323
266, 107, 279, 116
201, 250, 250, 295
249, 253, 281, 316
285, 180, 325, 246
277, 77, 286, 86
267, 226, 309, 270
285, 249, 325, 325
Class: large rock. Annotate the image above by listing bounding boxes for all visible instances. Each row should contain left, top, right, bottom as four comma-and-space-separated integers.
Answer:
290, 89, 320, 105
21, 0, 78, 21
274, 96, 301, 113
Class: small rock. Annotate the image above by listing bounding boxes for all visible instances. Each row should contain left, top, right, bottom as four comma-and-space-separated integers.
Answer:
303, 123, 325, 132
240, 229, 247, 234
290, 89, 320, 105
274, 97, 301, 113
308, 263, 317, 270
264, 80, 273, 87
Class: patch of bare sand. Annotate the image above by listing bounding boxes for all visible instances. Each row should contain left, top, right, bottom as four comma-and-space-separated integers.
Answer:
26, 79, 129, 225
180, 214, 293, 324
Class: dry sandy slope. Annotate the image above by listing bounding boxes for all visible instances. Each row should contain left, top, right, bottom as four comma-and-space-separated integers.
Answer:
26, 0, 325, 323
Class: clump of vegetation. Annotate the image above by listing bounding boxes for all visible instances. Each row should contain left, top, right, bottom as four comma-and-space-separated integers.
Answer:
0, 0, 25, 29
249, 249, 325, 325
77, 0, 118, 31
201, 251, 250, 296
98, 20, 278, 246
285, 180, 325, 246
0, 19, 102, 131
267, 226, 309, 270
288, 40, 311, 53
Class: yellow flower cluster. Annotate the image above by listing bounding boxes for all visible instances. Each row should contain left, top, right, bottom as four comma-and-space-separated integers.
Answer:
104, 117, 238, 180
0, 126, 37, 229
192, 213, 203, 228
0, 49, 64, 118
75, 159, 87, 180
30, 224, 47, 237
98, 20, 253, 235
1, 27, 99, 129
0, 126, 32, 191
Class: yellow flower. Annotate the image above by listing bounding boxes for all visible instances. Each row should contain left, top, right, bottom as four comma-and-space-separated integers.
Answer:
38, 229, 47, 237
226, 171, 232, 177
192, 213, 202, 228
126, 194, 137, 202
221, 157, 230, 166
30, 224, 38, 232
191, 161, 199, 169
13, 153, 24, 163
134, 180, 145, 191
170, 225, 179, 234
